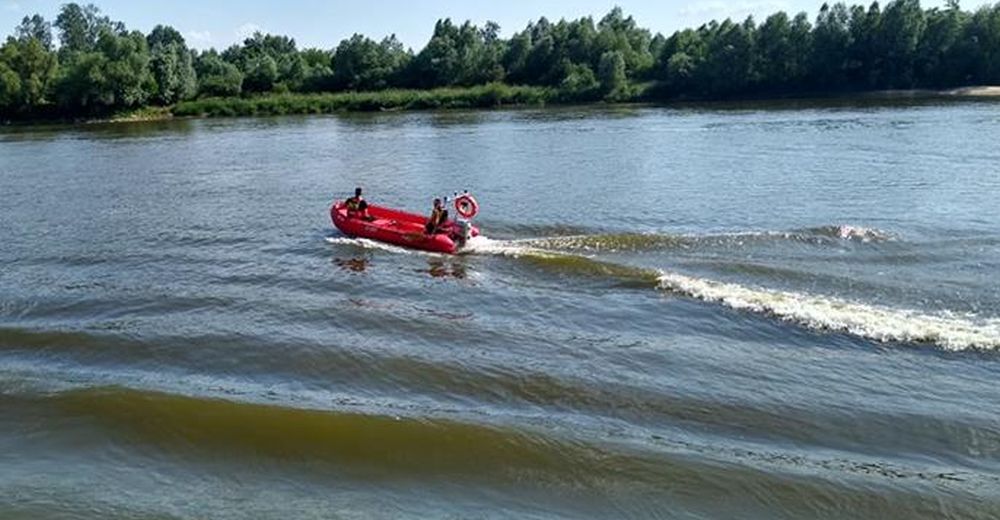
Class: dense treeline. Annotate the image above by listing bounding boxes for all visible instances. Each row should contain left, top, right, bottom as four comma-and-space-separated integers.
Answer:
2, 1, 1000, 119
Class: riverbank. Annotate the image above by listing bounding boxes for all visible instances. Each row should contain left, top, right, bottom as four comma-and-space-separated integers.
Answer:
4, 84, 1000, 126
172, 84, 1000, 119
944, 86, 1000, 97
171, 84, 560, 118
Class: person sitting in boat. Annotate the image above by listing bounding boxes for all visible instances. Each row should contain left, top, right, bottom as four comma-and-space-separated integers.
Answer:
425, 198, 449, 234
345, 187, 372, 220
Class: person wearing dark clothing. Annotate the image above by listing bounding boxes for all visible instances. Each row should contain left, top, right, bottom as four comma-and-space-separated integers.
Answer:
425, 198, 448, 234
345, 187, 371, 220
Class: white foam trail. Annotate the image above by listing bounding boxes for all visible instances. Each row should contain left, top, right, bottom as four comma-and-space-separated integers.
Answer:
658, 271, 1000, 351
461, 236, 571, 258
324, 236, 417, 255
827, 225, 893, 242
515, 225, 893, 253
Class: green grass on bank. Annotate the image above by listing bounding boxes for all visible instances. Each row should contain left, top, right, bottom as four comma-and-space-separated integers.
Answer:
172, 84, 564, 118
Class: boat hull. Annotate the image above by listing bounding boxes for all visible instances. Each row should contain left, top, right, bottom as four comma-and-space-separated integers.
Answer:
330, 202, 477, 255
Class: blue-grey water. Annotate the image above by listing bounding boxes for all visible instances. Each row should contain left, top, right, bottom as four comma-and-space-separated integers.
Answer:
1, 102, 999, 519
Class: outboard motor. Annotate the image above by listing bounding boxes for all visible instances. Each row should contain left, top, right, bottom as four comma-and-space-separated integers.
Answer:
456, 219, 475, 244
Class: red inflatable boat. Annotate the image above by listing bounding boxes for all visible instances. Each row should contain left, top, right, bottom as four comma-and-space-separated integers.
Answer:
331, 201, 480, 254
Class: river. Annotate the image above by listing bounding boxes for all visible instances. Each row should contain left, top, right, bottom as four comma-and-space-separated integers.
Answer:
2, 101, 999, 519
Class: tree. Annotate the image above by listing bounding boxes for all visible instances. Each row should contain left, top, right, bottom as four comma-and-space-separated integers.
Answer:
655, 28, 706, 95
242, 54, 278, 92
331, 34, 410, 90
221, 31, 311, 92
916, 5, 969, 86
757, 12, 794, 89
0, 60, 21, 114
559, 61, 598, 99
298, 48, 333, 91
879, 0, 927, 87
811, 3, 852, 89
965, 4, 1000, 84
16, 15, 53, 50
596, 7, 654, 78
698, 18, 755, 96
194, 51, 243, 97
788, 13, 814, 85
7, 0, 1000, 116
55, 29, 152, 111
147, 25, 196, 104
147, 25, 184, 49
407, 26, 458, 87
502, 32, 532, 82
597, 50, 626, 97
0, 35, 58, 113
54, 3, 124, 54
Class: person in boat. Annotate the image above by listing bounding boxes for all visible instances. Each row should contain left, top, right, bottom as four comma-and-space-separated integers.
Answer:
425, 198, 449, 235
345, 187, 373, 221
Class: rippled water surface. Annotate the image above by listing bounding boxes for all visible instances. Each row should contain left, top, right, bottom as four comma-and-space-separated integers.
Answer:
2, 102, 1000, 519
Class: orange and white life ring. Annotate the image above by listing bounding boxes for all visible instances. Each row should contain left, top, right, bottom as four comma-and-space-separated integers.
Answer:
454, 194, 479, 219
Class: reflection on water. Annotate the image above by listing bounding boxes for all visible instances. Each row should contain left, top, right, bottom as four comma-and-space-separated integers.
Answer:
334, 257, 369, 273
426, 258, 467, 279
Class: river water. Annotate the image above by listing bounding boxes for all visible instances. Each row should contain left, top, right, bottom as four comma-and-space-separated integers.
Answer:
1, 102, 999, 519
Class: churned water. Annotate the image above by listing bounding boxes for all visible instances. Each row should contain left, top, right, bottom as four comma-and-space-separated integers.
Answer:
2, 102, 999, 519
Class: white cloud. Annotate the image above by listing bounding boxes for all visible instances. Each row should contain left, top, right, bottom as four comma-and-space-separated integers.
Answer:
3, 1, 21, 12
235, 22, 265, 40
185, 30, 213, 48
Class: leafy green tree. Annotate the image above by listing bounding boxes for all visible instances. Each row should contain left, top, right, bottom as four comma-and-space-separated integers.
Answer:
649, 33, 667, 63
194, 50, 243, 97
917, 4, 969, 86
596, 7, 654, 78
147, 24, 184, 49
221, 31, 316, 92
559, 60, 598, 98
811, 3, 852, 89
0, 60, 21, 113
55, 29, 152, 111
0, 34, 58, 113
879, 0, 926, 87
656, 28, 705, 94
597, 50, 626, 97
8, 0, 1000, 116
405, 19, 504, 87
964, 4, 1000, 83
331, 34, 409, 90
502, 32, 532, 83
756, 12, 795, 89
296, 47, 333, 91
788, 13, 814, 84
698, 18, 755, 96
54, 3, 124, 54
242, 54, 278, 92
147, 25, 196, 104
16, 15, 53, 50
522, 32, 558, 84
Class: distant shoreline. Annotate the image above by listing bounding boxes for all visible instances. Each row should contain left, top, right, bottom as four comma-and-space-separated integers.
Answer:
4, 85, 1000, 127
853, 86, 1000, 99
941, 86, 1000, 97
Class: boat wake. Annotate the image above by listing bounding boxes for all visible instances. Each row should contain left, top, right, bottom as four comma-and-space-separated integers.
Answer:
466, 236, 1000, 352
324, 236, 425, 256
657, 271, 1000, 352
325, 228, 1000, 352
513, 225, 894, 253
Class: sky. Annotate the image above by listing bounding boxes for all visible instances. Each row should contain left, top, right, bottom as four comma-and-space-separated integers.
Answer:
1, 0, 949, 51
